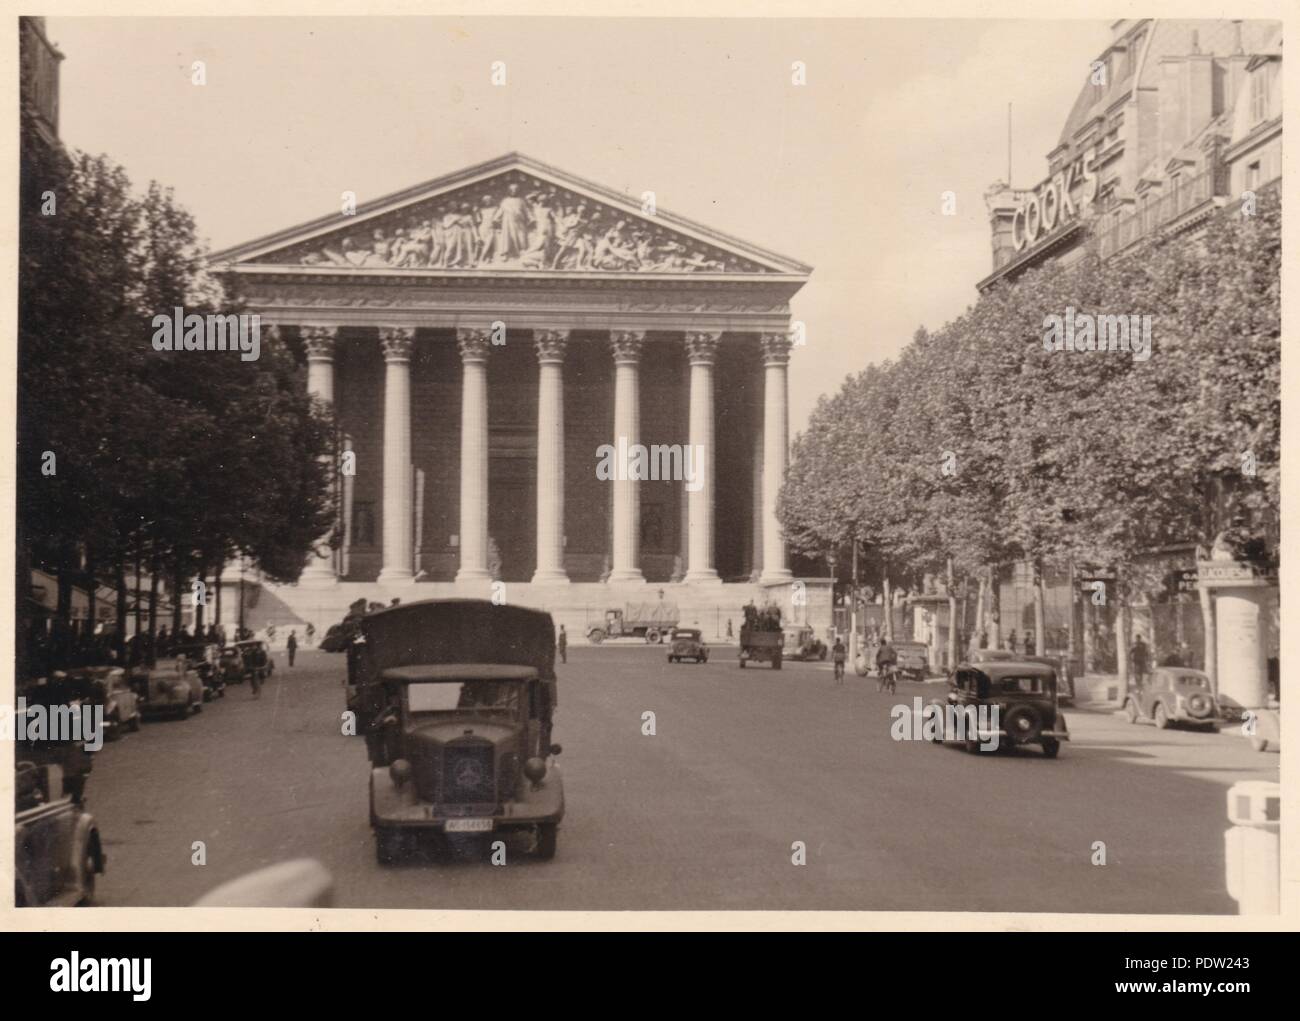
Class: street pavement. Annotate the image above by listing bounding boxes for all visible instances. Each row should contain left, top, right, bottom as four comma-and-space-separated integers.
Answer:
85, 645, 1278, 912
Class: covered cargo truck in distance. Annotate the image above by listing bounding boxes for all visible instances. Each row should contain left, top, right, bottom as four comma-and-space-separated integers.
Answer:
586, 602, 679, 644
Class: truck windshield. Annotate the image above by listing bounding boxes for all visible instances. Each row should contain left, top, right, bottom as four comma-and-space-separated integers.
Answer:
407, 680, 523, 719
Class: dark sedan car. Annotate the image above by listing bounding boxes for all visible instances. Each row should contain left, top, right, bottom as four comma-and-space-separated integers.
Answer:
667, 628, 708, 664
931, 660, 1070, 757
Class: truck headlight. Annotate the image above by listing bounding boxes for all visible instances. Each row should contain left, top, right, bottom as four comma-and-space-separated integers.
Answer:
523, 757, 547, 784
389, 759, 411, 787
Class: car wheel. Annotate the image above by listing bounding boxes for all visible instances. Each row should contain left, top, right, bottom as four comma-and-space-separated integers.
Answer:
964, 737, 981, 754
668, 656, 675, 664
701, 653, 708, 664
535, 823, 558, 861
646, 629, 661, 644
76, 840, 99, 906
739, 658, 747, 668
106, 714, 122, 741
129, 713, 141, 733
1153, 702, 1170, 729
1250, 737, 1268, 752
1041, 737, 1061, 759
1123, 698, 1139, 723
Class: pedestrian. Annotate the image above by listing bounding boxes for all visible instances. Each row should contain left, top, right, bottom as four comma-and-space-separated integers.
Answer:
1006, 629, 1017, 653
726, 619, 733, 640
287, 629, 298, 668
305, 621, 316, 647
1023, 632, 1034, 656
1130, 634, 1150, 687
831, 637, 846, 685
557, 624, 567, 664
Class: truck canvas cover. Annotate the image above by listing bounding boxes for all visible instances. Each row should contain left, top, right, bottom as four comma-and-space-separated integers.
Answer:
358, 599, 556, 681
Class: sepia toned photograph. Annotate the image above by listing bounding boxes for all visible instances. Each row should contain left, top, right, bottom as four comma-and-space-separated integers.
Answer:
10, 8, 1284, 929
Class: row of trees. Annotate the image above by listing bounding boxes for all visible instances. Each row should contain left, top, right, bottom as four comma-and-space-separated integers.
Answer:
779, 188, 1280, 680
18, 113, 336, 673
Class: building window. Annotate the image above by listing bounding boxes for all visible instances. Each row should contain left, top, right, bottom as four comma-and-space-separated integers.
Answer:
1247, 161, 1261, 191
352, 502, 375, 547
1250, 69, 1271, 124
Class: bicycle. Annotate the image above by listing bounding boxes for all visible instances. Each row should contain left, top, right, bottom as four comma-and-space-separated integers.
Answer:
876, 663, 898, 694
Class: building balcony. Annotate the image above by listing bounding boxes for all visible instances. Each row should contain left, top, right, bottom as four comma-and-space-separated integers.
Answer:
1096, 165, 1230, 260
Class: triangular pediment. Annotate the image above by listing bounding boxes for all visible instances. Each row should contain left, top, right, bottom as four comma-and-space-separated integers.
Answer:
212, 153, 808, 277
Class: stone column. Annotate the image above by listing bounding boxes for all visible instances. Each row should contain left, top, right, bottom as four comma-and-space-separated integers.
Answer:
377, 327, 414, 584
532, 330, 570, 583
684, 331, 721, 583
456, 328, 492, 582
760, 331, 794, 585
300, 325, 339, 585
608, 330, 645, 584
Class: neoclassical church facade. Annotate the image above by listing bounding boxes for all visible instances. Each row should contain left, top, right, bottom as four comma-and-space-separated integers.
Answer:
212, 154, 826, 637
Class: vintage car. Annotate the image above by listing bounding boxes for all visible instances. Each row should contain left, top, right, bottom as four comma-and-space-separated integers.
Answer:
217, 646, 246, 685
783, 625, 827, 662
142, 659, 204, 719
88, 667, 142, 739
15, 677, 98, 802
931, 660, 1069, 757
234, 639, 274, 682
739, 627, 783, 669
354, 599, 564, 863
1123, 667, 1219, 731
173, 642, 224, 700
15, 761, 105, 906
667, 628, 709, 664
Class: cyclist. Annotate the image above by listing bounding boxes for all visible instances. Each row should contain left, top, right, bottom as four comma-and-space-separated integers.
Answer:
875, 638, 898, 692
831, 637, 847, 685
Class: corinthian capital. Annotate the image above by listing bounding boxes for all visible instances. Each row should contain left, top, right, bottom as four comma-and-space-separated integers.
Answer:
760, 330, 793, 366
609, 330, 646, 364
457, 327, 493, 363
379, 326, 415, 362
684, 330, 722, 365
534, 329, 570, 364
300, 325, 338, 361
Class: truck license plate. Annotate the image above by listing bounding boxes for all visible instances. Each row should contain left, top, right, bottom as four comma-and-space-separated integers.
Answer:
445, 818, 493, 833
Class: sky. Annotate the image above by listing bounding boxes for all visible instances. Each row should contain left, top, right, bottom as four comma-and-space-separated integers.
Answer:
49, 16, 1112, 433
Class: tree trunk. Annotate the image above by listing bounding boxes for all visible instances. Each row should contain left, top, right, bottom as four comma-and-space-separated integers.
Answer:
882, 558, 893, 642
214, 560, 223, 639
1032, 559, 1046, 655
971, 573, 986, 654
946, 556, 958, 670
148, 559, 159, 666
987, 564, 1001, 650
848, 538, 859, 667
133, 553, 142, 641
115, 562, 128, 662
1066, 562, 1077, 663
194, 564, 206, 635
85, 548, 97, 652
1116, 574, 1131, 692
172, 560, 184, 635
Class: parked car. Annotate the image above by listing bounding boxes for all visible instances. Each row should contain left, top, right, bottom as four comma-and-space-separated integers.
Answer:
355, 599, 564, 863
142, 659, 204, 720
889, 640, 930, 681
217, 647, 246, 685
932, 660, 1070, 757
783, 625, 827, 662
1123, 667, 1219, 731
16, 675, 98, 801
14, 761, 105, 906
173, 642, 224, 701
89, 667, 142, 739
234, 639, 274, 683
667, 628, 709, 664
